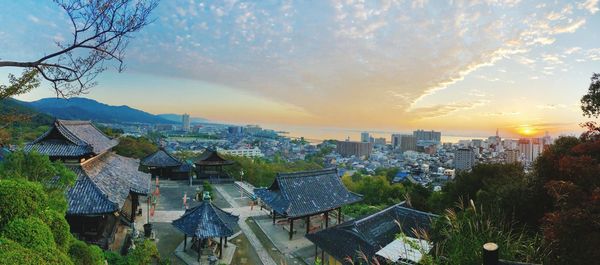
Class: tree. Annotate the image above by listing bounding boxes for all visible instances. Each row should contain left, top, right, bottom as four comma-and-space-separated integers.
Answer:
113, 136, 158, 159
0, 0, 158, 98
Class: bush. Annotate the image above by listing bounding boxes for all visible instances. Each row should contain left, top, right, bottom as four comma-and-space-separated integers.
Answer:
0, 217, 56, 252
68, 239, 105, 265
0, 179, 48, 228
0, 237, 45, 265
40, 210, 72, 252
127, 239, 160, 265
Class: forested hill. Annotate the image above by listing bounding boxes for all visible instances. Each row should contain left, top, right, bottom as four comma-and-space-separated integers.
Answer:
23, 97, 174, 124
0, 98, 53, 126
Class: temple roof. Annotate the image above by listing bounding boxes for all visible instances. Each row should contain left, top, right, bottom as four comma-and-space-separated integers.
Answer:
25, 120, 117, 158
67, 153, 150, 215
172, 200, 239, 239
194, 148, 234, 166
140, 148, 184, 168
305, 203, 438, 264
254, 168, 362, 218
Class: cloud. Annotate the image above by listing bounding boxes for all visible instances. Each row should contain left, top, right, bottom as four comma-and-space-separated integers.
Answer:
124, 0, 594, 127
579, 0, 599, 14
27, 15, 40, 23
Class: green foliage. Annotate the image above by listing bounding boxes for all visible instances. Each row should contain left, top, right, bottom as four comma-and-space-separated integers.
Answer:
103, 240, 160, 265
0, 149, 76, 186
40, 210, 72, 253
0, 237, 45, 265
580, 72, 600, 118
0, 69, 40, 99
68, 239, 104, 265
0, 179, 48, 228
223, 155, 322, 187
113, 136, 158, 159
1, 217, 56, 252
432, 201, 547, 265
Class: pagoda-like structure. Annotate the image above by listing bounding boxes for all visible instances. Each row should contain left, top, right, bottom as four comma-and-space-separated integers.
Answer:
172, 199, 239, 261
255, 168, 363, 240
140, 148, 192, 180
25, 120, 149, 249
194, 148, 234, 183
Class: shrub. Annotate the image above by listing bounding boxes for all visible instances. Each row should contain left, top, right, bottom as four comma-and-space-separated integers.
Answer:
40, 210, 72, 252
0, 217, 56, 252
0, 237, 45, 265
0, 179, 48, 228
68, 239, 105, 265
127, 239, 160, 265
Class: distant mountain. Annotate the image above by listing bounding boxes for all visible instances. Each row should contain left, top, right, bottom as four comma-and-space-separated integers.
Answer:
24, 97, 174, 124
0, 98, 53, 126
157, 113, 209, 124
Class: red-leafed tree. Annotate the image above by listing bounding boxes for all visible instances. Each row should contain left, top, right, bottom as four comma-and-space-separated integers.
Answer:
536, 73, 600, 264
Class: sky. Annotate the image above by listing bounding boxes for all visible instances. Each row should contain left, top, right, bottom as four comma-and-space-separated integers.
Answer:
1, 0, 600, 140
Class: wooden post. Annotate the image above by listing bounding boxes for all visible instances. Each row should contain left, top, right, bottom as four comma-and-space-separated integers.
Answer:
483, 242, 499, 265
338, 208, 342, 224
184, 235, 187, 250
306, 216, 310, 234
321, 249, 325, 265
225, 237, 228, 247
289, 218, 294, 240
219, 237, 223, 259
325, 212, 329, 228
197, 240, 201, 262
272, 211, 276, 224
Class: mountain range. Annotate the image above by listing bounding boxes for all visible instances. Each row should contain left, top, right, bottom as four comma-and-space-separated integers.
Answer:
9, 97, 208, 125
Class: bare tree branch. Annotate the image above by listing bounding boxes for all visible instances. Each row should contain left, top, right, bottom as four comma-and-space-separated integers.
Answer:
0, 0, 158, 98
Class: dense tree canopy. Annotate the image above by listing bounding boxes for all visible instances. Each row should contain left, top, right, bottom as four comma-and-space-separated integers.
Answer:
222, 155, 323, 187
113, 136, 158, 159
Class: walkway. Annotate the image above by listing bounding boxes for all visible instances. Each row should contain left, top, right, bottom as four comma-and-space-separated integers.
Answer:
214, 185, 277, 265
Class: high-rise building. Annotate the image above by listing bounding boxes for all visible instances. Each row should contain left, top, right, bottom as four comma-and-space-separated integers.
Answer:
505, 149, 520, 163
361, 132, 370, 143
182, 113, 190, 132
336, 140, 373, 158
413, 129, 442, 142
227, 126, 242, 135
391, 134, 402, 148
374, 137, 386, 146
400, 135, 417, 152
454, 148, 475, 171
518, 138, 544, 162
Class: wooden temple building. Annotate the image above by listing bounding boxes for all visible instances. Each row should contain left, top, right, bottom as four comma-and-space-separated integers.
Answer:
254, 168, 363, 240
305, 202, 438, 265
140, 148, 193, 181
172, 199, 239, 261
24, 120, 150, 249
194, 148, 235, 183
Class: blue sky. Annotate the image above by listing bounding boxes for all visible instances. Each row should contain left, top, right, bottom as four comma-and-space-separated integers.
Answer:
1, 0, 600, 138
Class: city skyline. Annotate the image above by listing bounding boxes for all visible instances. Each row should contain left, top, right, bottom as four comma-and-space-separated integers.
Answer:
3, 0, 600, 138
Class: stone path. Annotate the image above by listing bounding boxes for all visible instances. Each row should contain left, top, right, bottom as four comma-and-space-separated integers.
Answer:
151, 185, 276, 265
214, 185, 277, 265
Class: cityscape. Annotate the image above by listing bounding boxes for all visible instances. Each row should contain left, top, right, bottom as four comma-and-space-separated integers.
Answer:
1, 1, 599, 265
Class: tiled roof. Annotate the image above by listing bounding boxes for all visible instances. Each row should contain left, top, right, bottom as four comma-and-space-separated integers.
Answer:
194, 148, 234, 166
67, 153, 150, 215
172, 200, 239, 239
305, 203, 438, 264
25, 120, 117, 157
140, 148, 183, 167
254, 168, 362, 218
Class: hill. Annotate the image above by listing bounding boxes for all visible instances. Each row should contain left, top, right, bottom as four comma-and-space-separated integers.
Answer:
0, 98, 53, 126
157, 113, 209, 124
25, 97, 174, 124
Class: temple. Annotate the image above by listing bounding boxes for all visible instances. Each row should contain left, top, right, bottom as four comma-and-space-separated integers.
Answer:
194, 148, 235, 183
306, 202, 438, 264
172, 199, 239, 261
24, 120, 149, 250
254, 168, 362, 240
140, 148, 193, 181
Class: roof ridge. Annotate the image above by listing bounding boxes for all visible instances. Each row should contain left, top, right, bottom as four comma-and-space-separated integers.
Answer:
56, 119, 93, 125
277, 168, 337, 179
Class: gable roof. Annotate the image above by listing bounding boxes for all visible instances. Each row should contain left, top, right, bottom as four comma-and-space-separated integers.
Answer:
140, 148, 183, 167
25, 119, 117, 157
172, 200, 239, 239
194, 148, 234, 166
67, 153, 150, 215
305, 203, 438, 264
254, 168, 362, 218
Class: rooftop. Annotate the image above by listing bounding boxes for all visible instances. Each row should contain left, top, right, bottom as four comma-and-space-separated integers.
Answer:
172, 200, 239, 239
254, 168, 362, 218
